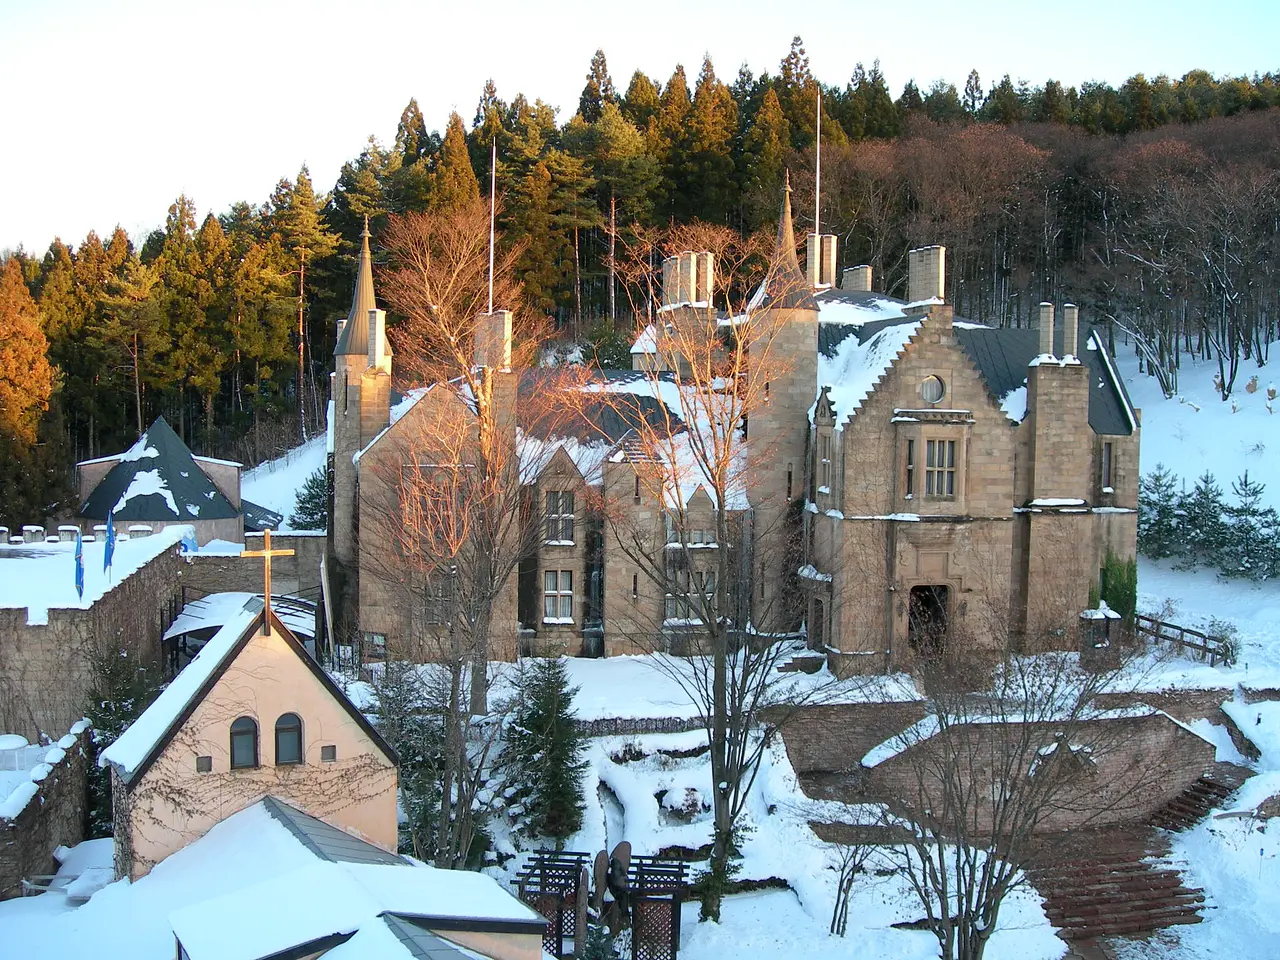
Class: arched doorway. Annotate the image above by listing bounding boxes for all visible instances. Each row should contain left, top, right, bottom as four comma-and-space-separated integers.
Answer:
908, 585, 949, 658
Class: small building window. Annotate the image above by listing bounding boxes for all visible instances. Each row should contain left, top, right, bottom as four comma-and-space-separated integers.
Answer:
230, 716, 258, 770
275, 713, 303, 766
545, 491, 575, 543
905, 439, 915, 498
633, 475, 641, 504
786, 463, 793, 501
195, 755, 212, 773
631, 573, 639, 601
921, 376, 945, 404
1101, 442, 1114, 490
544, 570, 573, 622
819, 434, 832, 491
925, 439, 956, 498
321, 744, 337, 763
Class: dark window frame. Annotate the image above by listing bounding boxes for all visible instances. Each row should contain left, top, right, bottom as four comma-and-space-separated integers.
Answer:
230, 716, 259, 770
275, 713, 304, 766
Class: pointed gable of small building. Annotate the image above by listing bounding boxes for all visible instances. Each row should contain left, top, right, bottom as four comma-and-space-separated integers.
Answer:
78, 417, 239, 523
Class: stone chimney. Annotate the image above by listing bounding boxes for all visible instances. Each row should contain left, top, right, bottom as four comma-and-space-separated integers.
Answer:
367, 309, 390, 373
661, 256, 679, 306
1063, 303, 1079, 359
907, 245, 946, 303
694, 251, 714, 304
806, 235, 837, 288
1038, 302, 1055, 357
475, 310, 513, 370
661, 252, 713, 306
841, 265, 872, 292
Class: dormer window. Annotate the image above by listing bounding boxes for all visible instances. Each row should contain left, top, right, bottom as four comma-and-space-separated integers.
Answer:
545, 491, 575, 543
230, 716, 259, 770
921, 376, 945, 404
275, 713, 303, 766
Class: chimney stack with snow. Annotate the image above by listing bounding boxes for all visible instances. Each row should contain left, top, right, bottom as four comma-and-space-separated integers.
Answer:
841, 265, 872, 292
1038, 302, 1055, 357
806, 235, 838, 288
1063, 303, 1079, 359
475, 310, 513, 370
661, 256, 679, 307
694, 251, 714, 304
907, 245, 946, 304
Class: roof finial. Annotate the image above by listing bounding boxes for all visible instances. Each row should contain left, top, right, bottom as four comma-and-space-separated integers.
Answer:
361, 214, 370, 240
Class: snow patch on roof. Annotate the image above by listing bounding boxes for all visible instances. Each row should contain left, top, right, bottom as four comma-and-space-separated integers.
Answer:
1000, 384, 1028, 423
816, 320, 921, 426
119, 434, 160, 463
114, 469, 179, 517
817, 296, 911, 325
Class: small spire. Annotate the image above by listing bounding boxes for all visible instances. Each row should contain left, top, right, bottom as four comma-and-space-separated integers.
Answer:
758, 170, 817, 311
335, 216, 378, 356
776, 169, 800, 272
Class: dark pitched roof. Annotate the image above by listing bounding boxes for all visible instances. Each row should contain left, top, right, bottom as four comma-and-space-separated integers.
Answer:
953, 324, 1137, 436
517, 368, 686, 444
242, 499, 284, 532
78, 416, 240, 522
262, 796, 408, 866
335, 217, 379, 357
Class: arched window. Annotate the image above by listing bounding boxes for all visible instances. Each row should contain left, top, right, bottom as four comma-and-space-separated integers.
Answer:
230, 716, 258, 769
275, 713, 303, 766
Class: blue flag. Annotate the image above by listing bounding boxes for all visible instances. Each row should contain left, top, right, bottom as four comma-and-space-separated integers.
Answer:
103, 509, 116, 574
74, 528, 85, 600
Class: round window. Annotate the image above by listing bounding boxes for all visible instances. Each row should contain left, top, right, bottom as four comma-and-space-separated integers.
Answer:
921, 376, 946, 404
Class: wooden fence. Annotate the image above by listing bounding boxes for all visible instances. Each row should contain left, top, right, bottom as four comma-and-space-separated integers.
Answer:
1134, 614, 1234, 666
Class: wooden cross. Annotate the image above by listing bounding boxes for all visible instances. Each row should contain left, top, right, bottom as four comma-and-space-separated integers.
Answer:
241, 529, 294, 633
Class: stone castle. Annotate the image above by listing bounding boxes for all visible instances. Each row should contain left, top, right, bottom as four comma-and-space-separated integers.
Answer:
330, 188, 1139, 673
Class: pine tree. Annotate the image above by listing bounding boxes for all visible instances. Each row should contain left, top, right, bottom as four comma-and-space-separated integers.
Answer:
370, 661, 444, 858
741, 88, 790, 229
578, 49, 616, 123
505, 657, 587, 843
290, 464, 330, 530
620, 70, 661, 131
432, 112, 482, 212
924, 80, 966, 124
1137, 464, 1182, 560
396, 98, 431, 165
1177, 471, 1229, 571
963, 69, 984, 115
1222, 471, 1279, 580
0, 257, 56, 447
653, 65, 693, 217
682, 56, 739, 223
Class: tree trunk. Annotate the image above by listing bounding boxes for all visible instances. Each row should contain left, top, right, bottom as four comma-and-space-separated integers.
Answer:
573, 227, 583, 336
609, 193, 617, 325
132, 332, 143, 437
298, 254, 308, 441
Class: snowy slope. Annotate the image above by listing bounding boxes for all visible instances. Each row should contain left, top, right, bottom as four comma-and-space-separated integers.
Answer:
240, 435, 326, 531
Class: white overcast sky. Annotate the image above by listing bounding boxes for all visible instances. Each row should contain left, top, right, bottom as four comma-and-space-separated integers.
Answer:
2, 0, 1276, 253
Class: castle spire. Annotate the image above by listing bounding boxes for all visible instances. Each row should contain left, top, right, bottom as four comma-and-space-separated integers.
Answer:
760, 170, 816, 309
335, 215, 378, 357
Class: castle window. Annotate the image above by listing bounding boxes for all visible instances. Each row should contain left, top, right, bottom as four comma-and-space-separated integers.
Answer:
195, 755, 212, 773
634, 475, 641, 503
905, 440, 915, 497
321, 745, 337, 762
275, 713, 303, 766
786, 463, 793, 501
1101, 442, 1114, 491
545, 491, 575, 543
819, 434, 832, 491
925, 439, 956, 498
230, 716, 258, 770
423, 573, 454, 624
632, 573, 639, 601
544, 570, 574, 622
921, 376, 946, 404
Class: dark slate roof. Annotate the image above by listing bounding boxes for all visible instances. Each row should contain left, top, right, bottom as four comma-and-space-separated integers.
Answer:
954, 324, 1137, 436
517, 368, 686, 444
262, 796, 408, 866
819, 317, 916, 358
242, 499, 284, 532
78, 417, 240, 522
381, 915, 480, 959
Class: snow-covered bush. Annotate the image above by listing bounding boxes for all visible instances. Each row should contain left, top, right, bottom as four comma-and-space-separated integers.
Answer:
1137, 463, 1182, 560
288, 464, 329, 530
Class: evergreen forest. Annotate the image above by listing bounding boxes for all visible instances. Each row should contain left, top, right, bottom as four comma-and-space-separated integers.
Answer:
3, 37, 1280, 526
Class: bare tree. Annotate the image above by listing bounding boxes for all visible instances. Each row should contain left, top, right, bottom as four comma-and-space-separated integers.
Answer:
872, 634, 1175, 960
580, 217, 841, 920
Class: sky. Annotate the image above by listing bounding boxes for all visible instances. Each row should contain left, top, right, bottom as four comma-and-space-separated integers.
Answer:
1, 0, 1277, 254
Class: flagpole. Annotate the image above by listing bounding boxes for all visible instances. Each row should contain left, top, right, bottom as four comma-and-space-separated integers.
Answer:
488, 137, 497, 315
815, 90, 821, 238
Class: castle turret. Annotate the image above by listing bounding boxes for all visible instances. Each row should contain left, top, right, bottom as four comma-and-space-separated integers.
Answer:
332, 218, 392, 568
749, 174, 819, 629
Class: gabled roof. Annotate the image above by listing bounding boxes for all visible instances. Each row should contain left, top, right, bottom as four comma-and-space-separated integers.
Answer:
335, 217, 381, 358
954, 324, 1137, 436
261, 796, 407, 866
241, 498, 284, 532
78, 417, 240, 522
100, 600, 397, 785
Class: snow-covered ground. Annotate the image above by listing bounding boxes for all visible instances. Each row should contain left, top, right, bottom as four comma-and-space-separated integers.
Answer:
240, 434, 326, 531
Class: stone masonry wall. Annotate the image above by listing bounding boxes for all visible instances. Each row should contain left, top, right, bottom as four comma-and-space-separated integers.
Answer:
0, 724, 91, 900
0, 545, 185, 741
181, 533, 325, 599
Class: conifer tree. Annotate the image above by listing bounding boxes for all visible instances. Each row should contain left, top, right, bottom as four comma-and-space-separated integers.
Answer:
621, 70, 661, 131
578, 49, 616, 123
1223, 471, 1279, 580
396, 98, 431, 165
741, 88, 790, 229
1137, 464, 1182, 560
290, 465, 330, 530
431, 113, 482, 214
963, 69, 984, 114
505, 657, 587, 843
653, 65, 693, 217
924, 80, 966, 124
1177, 471, 1229, 571
683, 56, 739, 223
0, 257, 56, 449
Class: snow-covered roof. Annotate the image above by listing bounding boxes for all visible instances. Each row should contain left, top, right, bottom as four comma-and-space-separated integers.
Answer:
101, 604, 393, 784
79, 418, 240, 523
169, 857, 541, 960
0, 525, 190, 625
630, 324, 657, 355
163, 592, 317, 642
0, 719, 89, 820
815, 319, 922, 425
517, 431, 613, 486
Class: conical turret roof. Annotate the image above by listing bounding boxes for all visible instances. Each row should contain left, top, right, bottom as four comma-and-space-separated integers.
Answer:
756, 171, 818, 311
78, 417, 240, 522
335, 217, 378, 357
